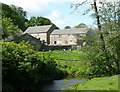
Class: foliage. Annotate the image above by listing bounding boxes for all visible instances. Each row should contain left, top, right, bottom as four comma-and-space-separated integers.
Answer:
1, 3, 59, 32
2, 41, 66, 91
83, 31, 120, 76
2, 17, 19, 39
65, 75, 118, 90
41, 50, 91, 75
27, 16, 59, 29
92, 1, 120, 76
2, 3, 28, 31
64, 26, 71, 29
74, 23, 87, 28
73, 1, 120, 76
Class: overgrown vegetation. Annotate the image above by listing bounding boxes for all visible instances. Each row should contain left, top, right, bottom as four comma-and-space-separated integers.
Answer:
82, 1, 120, 77
1, 0, 120, 91
2, 41, 66, 91
62, 1, 120, 90
41, 50, 90, 75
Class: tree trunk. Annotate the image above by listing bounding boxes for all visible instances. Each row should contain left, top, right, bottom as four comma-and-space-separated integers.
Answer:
93, 0, 114, 75
93, 0, 106, 52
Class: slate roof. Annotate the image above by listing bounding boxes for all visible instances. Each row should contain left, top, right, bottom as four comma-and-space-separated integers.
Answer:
24, 25, 53, 34
51, 28, 89, 35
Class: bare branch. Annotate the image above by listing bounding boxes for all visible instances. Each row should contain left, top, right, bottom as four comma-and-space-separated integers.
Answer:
71, 0, 88, 13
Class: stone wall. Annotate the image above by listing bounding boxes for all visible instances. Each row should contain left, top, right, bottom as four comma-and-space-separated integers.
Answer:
50, 34, 77, 45
43, 45, 74, 51
30, 33, 47, 44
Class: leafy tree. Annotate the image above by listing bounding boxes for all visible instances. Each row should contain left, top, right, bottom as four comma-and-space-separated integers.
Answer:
74, 23, 87, 28
10, 5, 27, 20
2, 18, 19, 39
2, 3, 28, 31
90, 1, 120, 76
71, 0, 120, 76
64, 26, 71, 29
28, 16, 37, 27
28, 16, 59, 29
28, 16, 52, 26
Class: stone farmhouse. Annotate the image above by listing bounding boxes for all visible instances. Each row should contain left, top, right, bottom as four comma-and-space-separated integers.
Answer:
24, 25, 91, 50
24, 25, 55, 45
50, 28, 90, 46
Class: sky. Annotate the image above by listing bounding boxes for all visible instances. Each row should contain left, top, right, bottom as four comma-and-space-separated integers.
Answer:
1, 0, 115, 29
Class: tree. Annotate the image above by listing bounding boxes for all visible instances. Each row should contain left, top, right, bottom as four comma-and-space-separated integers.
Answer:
2, 18, 19, 39
71, 0, 120, 76
98, 1, 120, 74
10, 5, 27, 20
28, 16, 59, 29
74, 23, 87, 28
64, 26, 71, 29
28, 16, 37, 27
28, 16, 52, 26
2, 3, 28, 31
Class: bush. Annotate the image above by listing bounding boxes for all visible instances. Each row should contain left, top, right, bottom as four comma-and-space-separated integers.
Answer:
2, 40, 66, 91
82, 32, 120, 77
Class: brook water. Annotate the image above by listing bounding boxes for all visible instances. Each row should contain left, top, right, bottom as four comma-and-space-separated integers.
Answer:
40, 76, 85, 91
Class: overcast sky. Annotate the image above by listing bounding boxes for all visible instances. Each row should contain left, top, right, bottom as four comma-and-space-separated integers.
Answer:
1, 0, 115, 29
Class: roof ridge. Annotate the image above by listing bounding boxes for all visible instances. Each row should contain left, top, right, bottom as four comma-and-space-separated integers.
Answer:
28, 25, 52, 28
24, 25, 53, 33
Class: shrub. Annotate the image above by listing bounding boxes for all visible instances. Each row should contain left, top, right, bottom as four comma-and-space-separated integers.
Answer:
2, 40, 66, 91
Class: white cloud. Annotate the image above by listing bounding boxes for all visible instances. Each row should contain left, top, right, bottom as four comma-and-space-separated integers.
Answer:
53, 20, 65, 28
46, 10, 61, 21
1, 0, 117, 29
1, 0, 50, 18
46, 10, 67, 28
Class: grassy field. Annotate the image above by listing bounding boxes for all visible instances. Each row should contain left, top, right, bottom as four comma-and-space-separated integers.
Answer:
66, 75, 119, 90
41, 50, 87, 60
40, 50, 119, 90
39, 50, 90, 75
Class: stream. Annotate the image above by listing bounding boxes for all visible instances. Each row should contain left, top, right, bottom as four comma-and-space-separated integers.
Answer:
40, 77, 85, 91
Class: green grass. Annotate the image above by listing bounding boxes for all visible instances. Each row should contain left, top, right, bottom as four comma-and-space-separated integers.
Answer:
39, 50, 90, 75
39, 50, 119, 90
41, 50, 87, 60
40, 50, 118, 90
67, 75, 119, 90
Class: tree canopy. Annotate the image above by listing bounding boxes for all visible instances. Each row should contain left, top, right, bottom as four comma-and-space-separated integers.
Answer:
27, 16, 59, 29
2, 3, 28, 31
1, 2, 59, 39
64, 26, 71, 29
2, 18, 19, 39
71, 0, 120, 76
74, 23, 87, 28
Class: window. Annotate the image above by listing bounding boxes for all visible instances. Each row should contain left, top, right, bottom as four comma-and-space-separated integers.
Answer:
70, 40, 73, 44
54, 41, 57, 44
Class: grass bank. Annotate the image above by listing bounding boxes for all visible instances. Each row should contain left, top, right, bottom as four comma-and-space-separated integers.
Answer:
40, 50, 90, 75
65, 75, 119, 90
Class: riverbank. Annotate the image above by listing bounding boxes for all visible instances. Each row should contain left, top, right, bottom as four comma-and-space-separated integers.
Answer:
39, 76, 85, 91
65, 75, 119, 90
